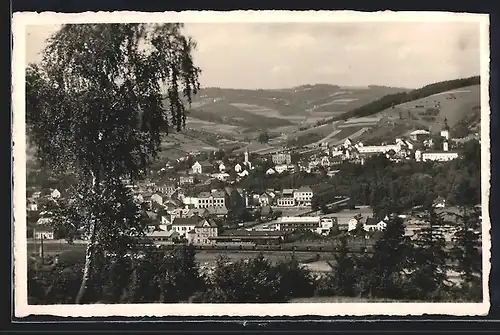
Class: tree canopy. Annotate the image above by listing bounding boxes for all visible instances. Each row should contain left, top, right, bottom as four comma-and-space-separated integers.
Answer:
26, 23, 201, 303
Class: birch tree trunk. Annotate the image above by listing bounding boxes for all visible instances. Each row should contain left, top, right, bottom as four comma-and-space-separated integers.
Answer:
75, 170, 99, 304
75, 221, 97, 304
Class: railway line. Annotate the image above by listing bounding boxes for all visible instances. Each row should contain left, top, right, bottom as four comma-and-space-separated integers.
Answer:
27, 240, 376, 256
150, 242, 375, 254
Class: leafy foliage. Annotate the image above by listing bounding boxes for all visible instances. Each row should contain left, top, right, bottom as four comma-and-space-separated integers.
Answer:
26, 23, 201, 303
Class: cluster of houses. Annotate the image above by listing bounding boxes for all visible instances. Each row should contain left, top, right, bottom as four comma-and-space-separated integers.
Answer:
302, 120, 460, 165
190, 150, 253, 182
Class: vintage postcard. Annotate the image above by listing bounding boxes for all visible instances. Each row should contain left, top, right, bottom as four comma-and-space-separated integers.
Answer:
12, 10, 491, 317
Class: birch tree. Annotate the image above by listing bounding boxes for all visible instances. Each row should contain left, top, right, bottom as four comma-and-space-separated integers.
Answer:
26, 23, 201, 303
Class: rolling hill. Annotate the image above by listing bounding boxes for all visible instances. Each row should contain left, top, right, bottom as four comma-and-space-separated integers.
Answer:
171, 84, 409, 135
358, 84, 481, 144
26, 77, 480, 171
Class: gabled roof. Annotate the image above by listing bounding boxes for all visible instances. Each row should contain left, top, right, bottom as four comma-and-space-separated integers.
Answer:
33, 225, 53, 232
409, 129, 430, 135
199, 160, 214, 167
172, 216, 201, 226
206, 207, 228, 215
195, 218, 218, 228
296, 186, 313, 193
147, 230, 179, 238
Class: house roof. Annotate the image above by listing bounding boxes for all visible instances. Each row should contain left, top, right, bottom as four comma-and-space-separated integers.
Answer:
409, 129, 430, 135
197, 160, 213, 167
198, 190, 226, 198
206, 207, 228, 215
172, 216, 201, 226
296, 186, 313, 193
195, 218, 218, 228
34, 225, 53, 232
147, 230, 179, 238
218, 229, 287, 237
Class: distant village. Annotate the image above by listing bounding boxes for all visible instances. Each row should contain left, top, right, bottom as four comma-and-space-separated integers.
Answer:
27, 121, 465, 246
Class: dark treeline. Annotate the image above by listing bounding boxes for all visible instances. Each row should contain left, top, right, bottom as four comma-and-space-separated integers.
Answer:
28, 205, 482, 304
333, 76, 480, 121
313, 140, 481, 219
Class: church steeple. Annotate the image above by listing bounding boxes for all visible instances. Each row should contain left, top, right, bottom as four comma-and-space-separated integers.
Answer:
440, 117, 450, 141
442, 117, 450, 131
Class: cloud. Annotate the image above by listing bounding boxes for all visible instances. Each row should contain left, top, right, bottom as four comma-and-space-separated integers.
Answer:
24, 21, 481, 89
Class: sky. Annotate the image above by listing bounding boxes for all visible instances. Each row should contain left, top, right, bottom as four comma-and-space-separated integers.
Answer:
25, 21, 481, 90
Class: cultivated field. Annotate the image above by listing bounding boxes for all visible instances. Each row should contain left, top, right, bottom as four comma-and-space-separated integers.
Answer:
380, 85, 480, 132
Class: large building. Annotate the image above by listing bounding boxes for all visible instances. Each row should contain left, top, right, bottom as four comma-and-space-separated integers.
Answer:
276, 216, 321, 232
187, 218, 219, 245
420, 151, 459, 162
195, 190, 228, 209
293, 186, 314, 207
272, 152, 292, 165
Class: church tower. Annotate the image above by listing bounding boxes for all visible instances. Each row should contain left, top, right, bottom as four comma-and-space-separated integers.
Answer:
244, 150, 252, 169
440, 117, 450, 141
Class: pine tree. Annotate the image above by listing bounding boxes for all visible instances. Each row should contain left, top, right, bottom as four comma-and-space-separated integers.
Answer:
449, 205, 482, 300
366, 215, 414, 299
323, 235, 358, 297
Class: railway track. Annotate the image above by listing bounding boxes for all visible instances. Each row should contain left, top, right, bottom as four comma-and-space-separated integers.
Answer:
152, 243, 375, 254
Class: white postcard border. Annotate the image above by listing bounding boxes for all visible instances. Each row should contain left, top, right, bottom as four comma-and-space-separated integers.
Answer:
12, 10, 491, 317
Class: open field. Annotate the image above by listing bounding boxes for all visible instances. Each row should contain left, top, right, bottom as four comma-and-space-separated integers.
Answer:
381, 85, 479, 132
172, 85, 408, 136
186, 117, 245, 135
354, 85, 480, 143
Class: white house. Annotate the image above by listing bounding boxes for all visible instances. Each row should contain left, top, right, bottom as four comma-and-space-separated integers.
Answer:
27, 200, 38, 212
293, 186, 313, 207
219, 162, 226, 172
364, 218, 388, 232
316, 217, 335, 236
213, 172, 230, 181
171, 217, 200, 238
347, 218, 359, 232
409, 129, 430, 142
421, 151, 459, 162
320, 156, 331, 167
36, 217, 53, 226
151, 193, 164, 205
50, 189, 61, 199
274, 164, 288, 174
258, 192, 271, 207
265, 168, 276, 176
234, 163, 243, 173
192, 161, 202, 174
357, 143, 401, 154
33, 226, 54, 240
237, 170, 249, 178
343, 138, 352, 148
133, 193, 144, 203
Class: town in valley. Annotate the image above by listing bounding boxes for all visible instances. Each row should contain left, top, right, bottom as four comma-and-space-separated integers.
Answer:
23, 20, 484, 305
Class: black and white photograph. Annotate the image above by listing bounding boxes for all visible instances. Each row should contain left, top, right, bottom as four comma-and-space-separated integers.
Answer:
13, 11, 491, 317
